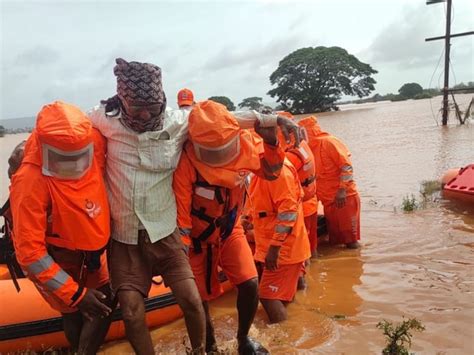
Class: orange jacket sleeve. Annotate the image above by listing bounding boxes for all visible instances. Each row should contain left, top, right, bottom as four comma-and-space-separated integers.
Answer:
266, 164, 300, 247
172, 151, 197, 246
253, 142, 285, 181
324, 138, 354, 189
10, 164, 86, 307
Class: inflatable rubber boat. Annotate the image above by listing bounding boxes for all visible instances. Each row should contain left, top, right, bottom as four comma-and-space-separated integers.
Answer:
441, 164, 474, 203
0, 267, 231, 353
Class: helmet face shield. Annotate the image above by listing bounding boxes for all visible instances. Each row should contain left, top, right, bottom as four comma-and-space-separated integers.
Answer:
42, 143, 93, 180
193, 134, 240, 167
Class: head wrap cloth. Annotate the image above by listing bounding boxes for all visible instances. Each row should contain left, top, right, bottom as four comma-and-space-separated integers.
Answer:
113, 58, 167, 133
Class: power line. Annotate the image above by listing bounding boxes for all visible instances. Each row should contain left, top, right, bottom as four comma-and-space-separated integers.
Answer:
428, 48, 445, 126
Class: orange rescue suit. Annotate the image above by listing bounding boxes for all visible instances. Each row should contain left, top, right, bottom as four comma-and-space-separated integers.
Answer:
10, 102, 109, 308
249, 159, 310, 265
298, 116, 358, 206
174, 136, 285, 247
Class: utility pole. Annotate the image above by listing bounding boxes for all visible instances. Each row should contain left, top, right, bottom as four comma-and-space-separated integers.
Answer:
426, 0, 474, 125
441, 0, 452, 126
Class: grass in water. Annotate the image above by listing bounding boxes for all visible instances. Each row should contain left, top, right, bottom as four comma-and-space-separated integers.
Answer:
420, 180, 441, 199
400, 180, 442, 212
377, 318, 425, 355
401, 194, 418, 212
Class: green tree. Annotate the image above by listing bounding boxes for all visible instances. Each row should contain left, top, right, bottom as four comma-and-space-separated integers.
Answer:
398, 83, 423, 99
208, 96, 236, 111
0, 125, 5, 137
238, 97, 263, 110
268, 46, 377, 113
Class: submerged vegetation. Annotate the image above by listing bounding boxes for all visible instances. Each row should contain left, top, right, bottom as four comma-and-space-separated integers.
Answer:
377, 318, 425, 355
401, 195, 418, 212
401, 180, 442, 212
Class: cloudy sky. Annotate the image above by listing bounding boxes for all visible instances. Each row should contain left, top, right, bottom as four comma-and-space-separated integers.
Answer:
1, 0, 473, 118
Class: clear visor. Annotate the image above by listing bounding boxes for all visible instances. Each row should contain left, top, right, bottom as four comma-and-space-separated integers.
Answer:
42, 143, 93, 180
194, 135, 241, 167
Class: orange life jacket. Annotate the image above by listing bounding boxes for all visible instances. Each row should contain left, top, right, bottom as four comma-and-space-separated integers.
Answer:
189, 169, 246, 252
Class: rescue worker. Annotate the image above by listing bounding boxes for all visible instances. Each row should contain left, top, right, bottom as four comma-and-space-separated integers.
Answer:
277, 111, 318, 258
298, 116, 361, 249
248, 155, 311, 323
89, 58, 301, 355
177, 88, 196, 110
9, 101, 113, 354
173, 100, 292, 354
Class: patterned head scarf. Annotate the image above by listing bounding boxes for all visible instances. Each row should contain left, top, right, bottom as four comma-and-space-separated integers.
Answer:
113, 58, 167, 133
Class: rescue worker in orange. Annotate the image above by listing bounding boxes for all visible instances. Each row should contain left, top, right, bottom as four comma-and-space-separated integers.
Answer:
9, 101, 113, 354
248, 153, 311, 323
277, 111, 318, 258
177, 88, 196, 110
298, 116, 361, 249
173, 100, 300, 354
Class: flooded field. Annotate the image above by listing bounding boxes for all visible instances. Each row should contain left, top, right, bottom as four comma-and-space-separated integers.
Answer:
1, 95, 473, 354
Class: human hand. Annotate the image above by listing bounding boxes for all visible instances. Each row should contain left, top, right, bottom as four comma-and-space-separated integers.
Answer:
265, 245, 281, 271
241, 215, 254, 232
255, 120, 278, 146
77, 288, 112, 321
276, 116, 301, 147
334, 188, 347, 208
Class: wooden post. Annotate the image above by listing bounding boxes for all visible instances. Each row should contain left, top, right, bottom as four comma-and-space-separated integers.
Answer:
442, 0, 452, 125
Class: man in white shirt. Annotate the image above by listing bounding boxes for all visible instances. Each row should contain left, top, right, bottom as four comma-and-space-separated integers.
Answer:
89, 58, 300, 355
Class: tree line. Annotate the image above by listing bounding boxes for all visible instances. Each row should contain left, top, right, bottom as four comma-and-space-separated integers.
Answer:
207, 46, 473, 113
209, 46, 377, 113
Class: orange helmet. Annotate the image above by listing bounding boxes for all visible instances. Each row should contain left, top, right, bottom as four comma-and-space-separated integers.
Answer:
36, 101, 94, 180
298, 115, 322, 143
177, 88, 194, 107
188, 100, 241, 167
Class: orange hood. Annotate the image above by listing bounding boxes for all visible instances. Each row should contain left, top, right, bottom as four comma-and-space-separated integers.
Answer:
298, 115, 326, 147
188, 100, 239, 148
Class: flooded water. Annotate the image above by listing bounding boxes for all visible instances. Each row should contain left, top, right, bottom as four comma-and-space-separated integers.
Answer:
1, 95, 473, 354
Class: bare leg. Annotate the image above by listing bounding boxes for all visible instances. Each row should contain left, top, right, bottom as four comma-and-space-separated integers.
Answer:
297, 276, 307, 290
118, 290, 154, 355
260, 299, 287, 323
62, 311, 83, 352
77, 284, 114, 355
169, 278, 206, 353
236, 278, 269, 354
236, 278, 258, 340
202, 301, 217, 353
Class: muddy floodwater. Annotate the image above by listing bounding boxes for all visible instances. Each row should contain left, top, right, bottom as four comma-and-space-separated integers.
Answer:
1, 95, 473, 354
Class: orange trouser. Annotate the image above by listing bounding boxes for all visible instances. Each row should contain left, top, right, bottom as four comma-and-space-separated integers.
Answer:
259, 262, 303, 302
188, 225, 257, 301
324, 193, 360, 245
304, 212, 318, 253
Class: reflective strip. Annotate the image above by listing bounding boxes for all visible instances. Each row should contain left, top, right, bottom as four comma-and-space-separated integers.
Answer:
275, 224, 292, 234
341, 174, 353, 181
44, 269, 70, 291
341, 165, 353, 172
277, 212, 297, 222
27, 255, 54, 275
179, 227, 191, 236
298, 146, 309, 160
